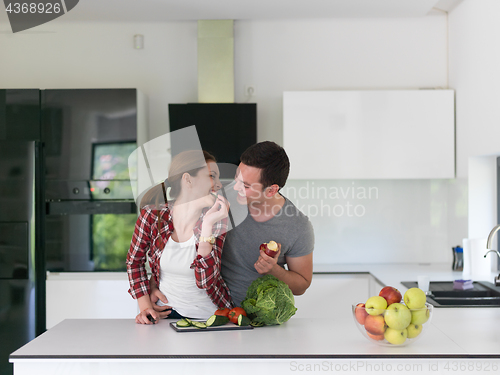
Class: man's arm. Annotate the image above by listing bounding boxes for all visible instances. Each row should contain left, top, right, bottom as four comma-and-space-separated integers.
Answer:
271, 253, 313, 295
255, 248, 313, 295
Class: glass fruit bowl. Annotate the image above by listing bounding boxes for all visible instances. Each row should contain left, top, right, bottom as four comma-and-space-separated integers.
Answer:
351, 302, 433, 347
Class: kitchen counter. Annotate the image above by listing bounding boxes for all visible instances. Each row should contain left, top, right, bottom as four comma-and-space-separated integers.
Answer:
10, 263, 500, 375
312, 262, 496, 289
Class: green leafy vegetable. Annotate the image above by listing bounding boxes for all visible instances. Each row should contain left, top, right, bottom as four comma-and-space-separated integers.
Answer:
241, 275, 297, 325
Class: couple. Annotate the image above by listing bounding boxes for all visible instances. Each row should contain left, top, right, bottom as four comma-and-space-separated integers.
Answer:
126, 141, 315, 324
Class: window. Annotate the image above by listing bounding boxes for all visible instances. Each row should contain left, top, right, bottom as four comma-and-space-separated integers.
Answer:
91, 142, 137, 271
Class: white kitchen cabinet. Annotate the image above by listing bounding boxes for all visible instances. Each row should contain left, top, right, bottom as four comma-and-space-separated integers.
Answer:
45, 272, 381, 326
283, 90, 455, 179
368, 274, 386, 297
293, 273, 370, 318
46, 272, 138, 329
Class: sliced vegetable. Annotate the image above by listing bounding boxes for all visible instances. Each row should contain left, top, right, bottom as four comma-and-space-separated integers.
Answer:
250, 321, 264, 327
214, 308, 230, 317
206, 314, 230, 327
237, 314, 251, 326
228, 307, 247, 324
176, 319, 191, 328
191, 321, 207, 329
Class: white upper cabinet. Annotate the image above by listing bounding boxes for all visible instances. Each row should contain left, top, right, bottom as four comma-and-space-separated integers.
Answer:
283, 90, 455, 179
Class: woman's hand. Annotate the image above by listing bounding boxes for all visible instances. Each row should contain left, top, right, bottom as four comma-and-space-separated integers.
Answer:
150, 289, 173, 319
136, 293, 170, 324
150, 288, 169, 307
149, 277, 173, 318
203, 195, 230, 227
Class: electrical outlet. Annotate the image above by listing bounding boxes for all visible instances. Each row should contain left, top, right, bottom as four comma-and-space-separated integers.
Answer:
245, 85, 256, 97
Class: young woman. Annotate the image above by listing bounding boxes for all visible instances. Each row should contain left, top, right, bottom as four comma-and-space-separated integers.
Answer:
126, 150, 233, 324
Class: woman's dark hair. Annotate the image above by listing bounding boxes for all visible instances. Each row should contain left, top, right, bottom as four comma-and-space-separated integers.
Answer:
240, 141, 290, 189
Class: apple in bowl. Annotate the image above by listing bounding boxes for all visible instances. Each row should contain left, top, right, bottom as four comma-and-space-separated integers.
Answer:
364, 314, 386, 336
379, 286, 402, 306
354, 303, 369, 325
384, 303, 411, 330
352, 286, 433, 347
364, 296, 387, 315
404, 288, 427, 309
260, 241, 278, 258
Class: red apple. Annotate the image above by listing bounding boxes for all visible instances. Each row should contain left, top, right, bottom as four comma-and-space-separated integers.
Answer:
364, 314, 386, 336
366, 331, 385, 341
260, 240, 278, 257
379, 286, 402, 306
355, 303, 369, 325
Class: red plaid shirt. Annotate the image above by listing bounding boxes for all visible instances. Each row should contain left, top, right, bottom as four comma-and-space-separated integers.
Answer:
126, 204, 233, 310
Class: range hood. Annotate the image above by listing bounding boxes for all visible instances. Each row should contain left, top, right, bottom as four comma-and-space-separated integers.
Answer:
197, 20, 234, 103
168, 20, 256, 166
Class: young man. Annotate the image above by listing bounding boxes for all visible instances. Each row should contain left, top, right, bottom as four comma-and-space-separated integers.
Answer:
221, 141, 315, 306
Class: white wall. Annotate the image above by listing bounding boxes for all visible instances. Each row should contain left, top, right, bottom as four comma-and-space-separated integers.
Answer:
0, 13, 467, 264
449, 0, 500, 179
449, 0, 500, 244
234, 16, 448, 142
0, 21, 199, 141
283, 179, 467, 264
0, 14, 448, 143
234, 15, 466, 263
468, 156, 497, 240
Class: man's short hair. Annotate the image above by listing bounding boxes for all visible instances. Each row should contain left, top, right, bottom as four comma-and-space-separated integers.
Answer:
240, 141, 290, 189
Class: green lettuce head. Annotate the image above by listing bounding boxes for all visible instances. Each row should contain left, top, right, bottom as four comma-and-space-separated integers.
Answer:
241, 275, 297, 325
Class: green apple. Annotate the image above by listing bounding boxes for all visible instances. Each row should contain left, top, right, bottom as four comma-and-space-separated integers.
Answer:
384, 303, 411, 330
407, 323, 423, 339
365, 296, 387, 316
384, 327, 408, 345
411, 307, 430, 325
404, 288, 426, 309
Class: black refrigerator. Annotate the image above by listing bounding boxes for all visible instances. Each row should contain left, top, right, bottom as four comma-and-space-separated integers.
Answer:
0, 89, 44, 375
0, 88, 139, 375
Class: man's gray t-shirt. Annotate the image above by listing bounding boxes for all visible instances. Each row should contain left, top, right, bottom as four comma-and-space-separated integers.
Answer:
221, 197, 315, 306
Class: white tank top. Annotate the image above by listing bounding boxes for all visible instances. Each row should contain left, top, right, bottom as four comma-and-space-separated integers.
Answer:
158, 234, 217, 319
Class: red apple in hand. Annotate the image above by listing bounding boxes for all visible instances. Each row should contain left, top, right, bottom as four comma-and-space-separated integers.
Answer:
260, 240, 278, 257
364, 314, 386, 336
355, 303, 369, 325
379, 286, 402, 306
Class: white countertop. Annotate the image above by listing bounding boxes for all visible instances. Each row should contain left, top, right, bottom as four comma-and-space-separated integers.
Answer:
312, 263, 500, 356
11, 263, 500, 361
312, 262, 496, 291
9, 310, 500, 359
6, 317, 468, 359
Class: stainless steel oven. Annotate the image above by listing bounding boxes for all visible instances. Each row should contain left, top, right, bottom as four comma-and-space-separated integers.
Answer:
43, 89, 139, 272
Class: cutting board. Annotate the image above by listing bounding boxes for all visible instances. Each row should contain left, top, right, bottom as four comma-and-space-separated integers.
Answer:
169, 320, 254, 333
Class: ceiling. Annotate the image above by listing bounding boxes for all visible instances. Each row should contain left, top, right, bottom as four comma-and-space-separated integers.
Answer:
58, 0, 463, 22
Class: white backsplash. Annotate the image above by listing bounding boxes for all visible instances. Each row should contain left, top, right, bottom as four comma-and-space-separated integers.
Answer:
282, 179, 468, 265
